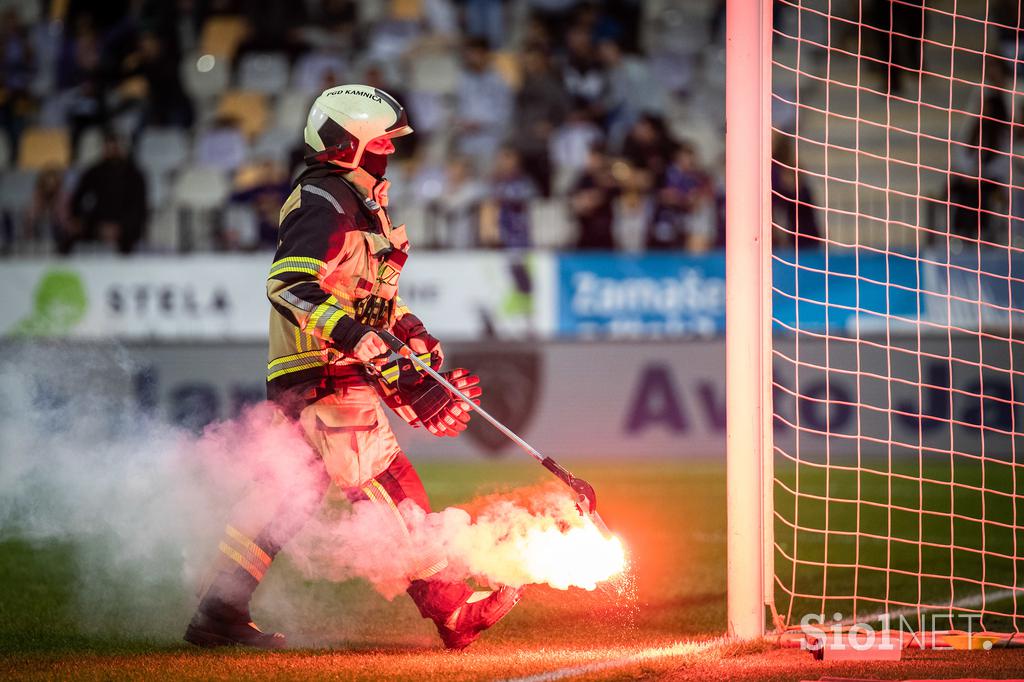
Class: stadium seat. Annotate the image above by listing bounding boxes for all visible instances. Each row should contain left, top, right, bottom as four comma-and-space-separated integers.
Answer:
75, 127, 105, 166
173, 166, 230, 251
199, 15, 249, 60
137, 128, 190, 175
389, 0, 423, 20
17, 127, 70, 170
180, 50, 231, 103
249, 127, 296, 166
274, 90, 313, 134
530, 199, 575, 248
216, 90, 268, 139
146, 169, 172, 210
237, 52, 290, 94
0, 169, 37, 213
194, 126, 248, 171
146, 204, 181, 253
409, 49, 459, 95
291, 52, 347, 93
174, 166, 229, 211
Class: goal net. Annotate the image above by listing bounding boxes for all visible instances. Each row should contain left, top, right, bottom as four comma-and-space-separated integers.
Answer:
728, 0, 1024, 637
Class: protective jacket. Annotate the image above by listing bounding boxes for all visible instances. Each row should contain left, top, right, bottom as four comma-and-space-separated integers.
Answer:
266, 164, 425, 413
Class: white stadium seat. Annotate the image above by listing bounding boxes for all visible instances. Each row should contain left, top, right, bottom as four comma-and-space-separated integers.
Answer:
137, 128, 191, 175
237, 52, 290, 94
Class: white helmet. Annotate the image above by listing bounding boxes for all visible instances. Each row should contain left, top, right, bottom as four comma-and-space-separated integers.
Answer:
303, 84, 413, 169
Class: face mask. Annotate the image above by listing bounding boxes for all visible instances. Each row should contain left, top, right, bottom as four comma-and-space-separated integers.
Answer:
360, 151, 389, 179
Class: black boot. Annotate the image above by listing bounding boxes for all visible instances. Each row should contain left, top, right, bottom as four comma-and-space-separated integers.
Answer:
184, 566, 287, 650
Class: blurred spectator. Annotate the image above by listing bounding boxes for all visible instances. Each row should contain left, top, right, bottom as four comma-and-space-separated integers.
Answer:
648, 141, 715, 252
120, 30, 194, 131
559, 23, 608, 124
598, 38, 665, 150
57, 16, 110, 153
949, 57, 1014, 245
195, 116, 247, 171
65, 133, 147, 254
771, 133, 820, 250
549, 108, 602, 194
464, 0, 506, 49
0, 8, 35, 160
512, 49, 568, 197
25, 168, 69, 246
455, 38, 512, 172
431, 156, 486, 248
225, 160, 290, 250
866, 0, 924, 95
570, 145, 618, 249
482, 147, 536, 248
621, 114, 675, 181
612, 160, 653, 252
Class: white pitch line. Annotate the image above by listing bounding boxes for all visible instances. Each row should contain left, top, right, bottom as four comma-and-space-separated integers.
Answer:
503, 640, 724, 682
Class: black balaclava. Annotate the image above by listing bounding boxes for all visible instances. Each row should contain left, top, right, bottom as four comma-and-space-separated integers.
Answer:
360, 151, 389, 179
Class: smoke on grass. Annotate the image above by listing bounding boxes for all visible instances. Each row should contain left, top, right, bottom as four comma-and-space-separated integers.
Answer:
0, 347, 624, 641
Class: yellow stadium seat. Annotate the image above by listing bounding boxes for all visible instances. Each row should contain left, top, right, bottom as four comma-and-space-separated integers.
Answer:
390, 0, 423, 21
199, 15, 249, 60
216, 90, 268, 139
17, 128, 70, 170
491, 51, 522, 90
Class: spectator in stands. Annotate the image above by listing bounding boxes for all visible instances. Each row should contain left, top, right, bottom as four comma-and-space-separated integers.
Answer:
0, 8, 35, 161
25, 168, 69, 247
57, 16, 109, 153
464, 0, 506, 49
432, 155, 486, 249
455, 38, 512, 172
549, 108, 603, 194
559, 23, 609, 125
621, 114, 675, 181
949, 57, 1015, 245
648, 141, 715, 252
65, 132, 146, 254
120, 30, 194, 131
771, 132, 820, 250
570, 145, 618, 249
612, 161, 653, 252
598, 38, 666, 150
511, 49, 568, 197
226, 159, 290, 250
482, 147, 537, 248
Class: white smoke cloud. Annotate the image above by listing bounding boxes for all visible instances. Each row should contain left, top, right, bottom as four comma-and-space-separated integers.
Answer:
0, 346, 624, 642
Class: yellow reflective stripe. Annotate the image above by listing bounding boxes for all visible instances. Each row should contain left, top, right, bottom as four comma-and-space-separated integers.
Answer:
270, 256, 326, 273
219, 541, 266, 581
225, 525, 272, 567
306, 296, 338, 334
267, 360, 326, 381
321, 308, 348, 338
268, 350, 323, 369
268, 266, 320, 278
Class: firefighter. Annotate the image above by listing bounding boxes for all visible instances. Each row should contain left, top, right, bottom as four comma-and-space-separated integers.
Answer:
184, 84, 521, 650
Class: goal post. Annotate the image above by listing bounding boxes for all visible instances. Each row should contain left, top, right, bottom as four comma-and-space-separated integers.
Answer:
726, 0, 775, 639
728, 0, 1024, 640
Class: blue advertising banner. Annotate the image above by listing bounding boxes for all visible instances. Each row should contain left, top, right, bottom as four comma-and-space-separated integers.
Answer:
772, 249, 923, 334
557, 249, 929, 337
556, 253, 727, 337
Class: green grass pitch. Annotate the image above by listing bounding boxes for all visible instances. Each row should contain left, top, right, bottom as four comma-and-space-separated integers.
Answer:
3, 458, 1024, 680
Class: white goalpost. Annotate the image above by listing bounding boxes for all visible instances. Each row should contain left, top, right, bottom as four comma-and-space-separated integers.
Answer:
727, 0, 1024, 639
